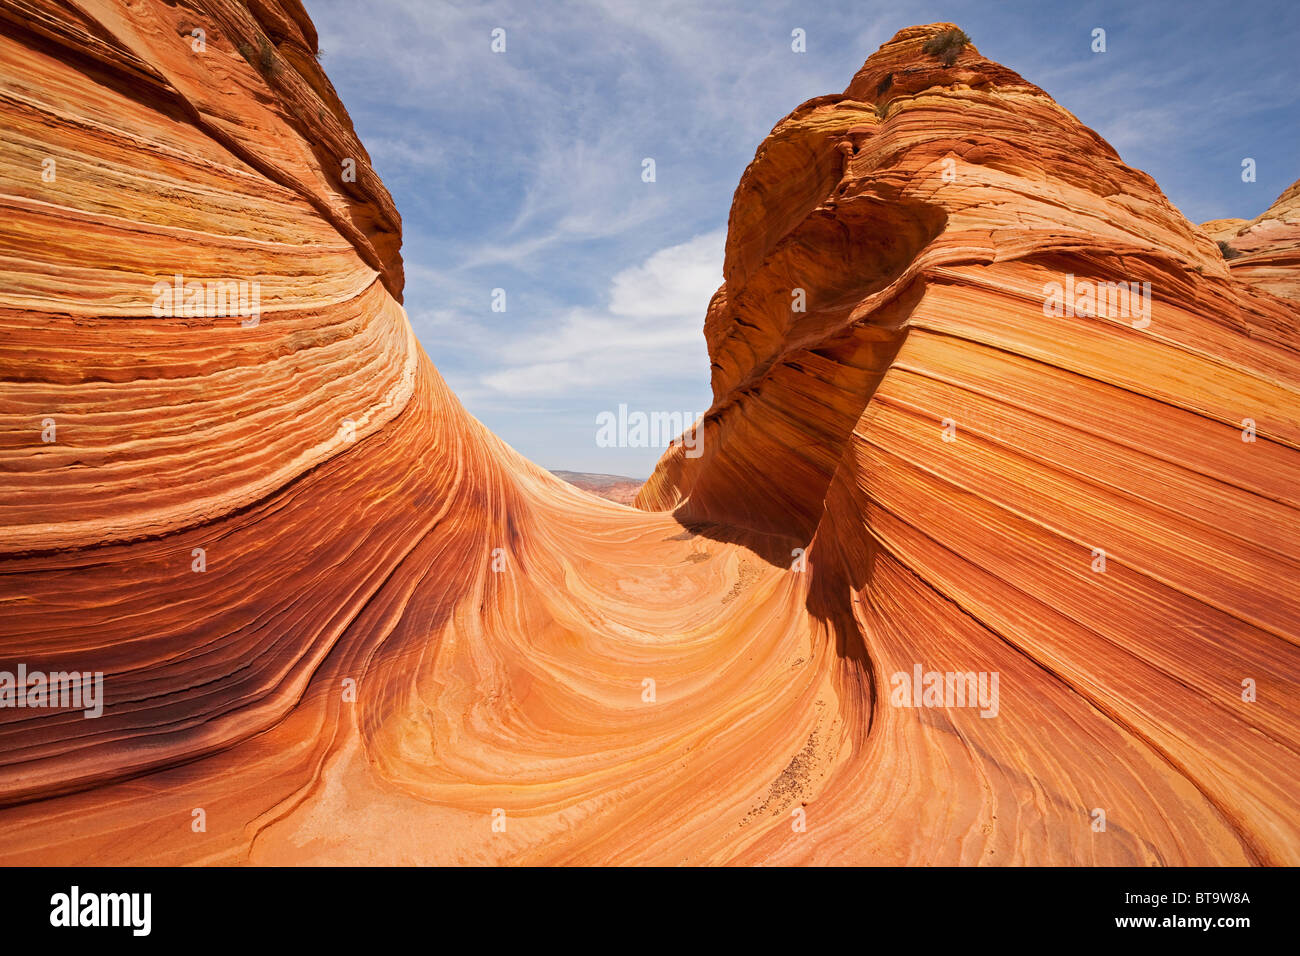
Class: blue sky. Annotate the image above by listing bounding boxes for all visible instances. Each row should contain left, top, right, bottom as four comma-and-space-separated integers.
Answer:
306, 0, 1299, 476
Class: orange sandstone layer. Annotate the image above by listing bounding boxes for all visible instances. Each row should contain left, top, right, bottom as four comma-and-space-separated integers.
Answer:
0, 10, 1297, 865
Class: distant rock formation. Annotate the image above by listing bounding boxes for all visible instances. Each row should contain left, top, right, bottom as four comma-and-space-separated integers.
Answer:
1, 8, 1296, 865
1204, 181, 1300, 301
551, 471, 644, 506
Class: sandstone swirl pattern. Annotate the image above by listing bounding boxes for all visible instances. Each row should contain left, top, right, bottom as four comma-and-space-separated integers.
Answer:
1, 7, 1296, 865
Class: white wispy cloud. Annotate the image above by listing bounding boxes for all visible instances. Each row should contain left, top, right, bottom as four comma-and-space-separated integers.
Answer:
481, 230, 723, 395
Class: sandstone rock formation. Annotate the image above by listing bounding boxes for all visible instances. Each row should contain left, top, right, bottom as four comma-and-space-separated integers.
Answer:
0, 8, 1296, 865
1205, 181, 1300, 301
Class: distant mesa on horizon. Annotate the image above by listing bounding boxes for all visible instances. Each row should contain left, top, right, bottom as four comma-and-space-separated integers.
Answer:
550, 470, 645, 505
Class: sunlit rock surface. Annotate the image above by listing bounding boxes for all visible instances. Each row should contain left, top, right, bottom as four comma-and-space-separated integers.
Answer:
1, 9, 1296, 865
1206, 180, 1300, 301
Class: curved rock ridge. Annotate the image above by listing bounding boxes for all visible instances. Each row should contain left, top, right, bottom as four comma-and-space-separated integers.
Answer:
0, 10, 1297, 866
638, 23, 1300, 864
1206, 180, 1300, 301
0, 0, 409, 553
